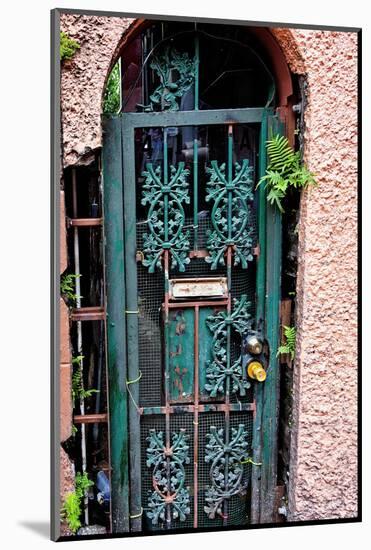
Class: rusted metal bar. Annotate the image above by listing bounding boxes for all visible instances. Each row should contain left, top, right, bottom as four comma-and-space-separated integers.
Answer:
74, 413, 108, 424
140, 402, 255, 415
223, 244, 233, 526
163, 132, 172, 530
71, 167, 89, 526
252, 245, 260, 257
68, 217, 103, 227
167, 299, 228, 309
70, 306, 105, 321
189, 249, 208, 259
273, 485, 286, 523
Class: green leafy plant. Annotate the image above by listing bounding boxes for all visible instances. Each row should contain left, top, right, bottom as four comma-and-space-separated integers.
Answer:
72, 355, 99, 404
60, 273, 82, 304
277, 325, 296, 360
103, 62, 121, 114
257, 135, 316, 212
60, 31, 80, 62
61, 472, 94, 533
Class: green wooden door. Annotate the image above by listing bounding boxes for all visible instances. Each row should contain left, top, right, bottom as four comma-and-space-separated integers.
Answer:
103, 108, 282, 533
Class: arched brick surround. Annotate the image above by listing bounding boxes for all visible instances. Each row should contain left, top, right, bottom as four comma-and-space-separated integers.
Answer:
59, 14, 358, 521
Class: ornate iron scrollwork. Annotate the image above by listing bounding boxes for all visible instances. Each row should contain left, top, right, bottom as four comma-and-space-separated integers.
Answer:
204, 424, 249, 519
205, 295, 252, 397
205, 160, 254, 269
141, 162, 191, 272
140, 46, 196, 112
146, 429, 191, 525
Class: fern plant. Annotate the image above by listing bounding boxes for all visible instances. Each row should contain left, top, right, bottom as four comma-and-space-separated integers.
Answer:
61, 472, 94, 534
257, 135, 316, 212
103, 62, 121, 114
60, 31, 80, 62
71, 355, 99, 404
277, 325, 296, 360
60, 273, 82, 304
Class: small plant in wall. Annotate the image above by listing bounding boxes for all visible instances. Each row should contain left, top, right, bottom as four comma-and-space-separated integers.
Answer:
71, 355, 99, 403
277, 325, 297, 360
60, 31, 80, 62
103, 61, 121, 114
257, 134, 316, 213
60, 273, 82, 305
61, 472, 94, 534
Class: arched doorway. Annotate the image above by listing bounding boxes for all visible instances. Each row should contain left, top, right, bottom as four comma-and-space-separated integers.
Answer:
102, 19, 294, 534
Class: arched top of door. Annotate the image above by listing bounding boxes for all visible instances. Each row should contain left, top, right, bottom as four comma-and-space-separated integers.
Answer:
112, 19, 294, 114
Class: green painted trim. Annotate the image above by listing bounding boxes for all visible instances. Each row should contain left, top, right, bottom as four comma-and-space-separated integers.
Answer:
250, 108, 270, 524
259, 114, 283, 523
103, 108, 282, 530
122, 120, 142, 532
102, 117, 130, 533
121, 107, 265, 129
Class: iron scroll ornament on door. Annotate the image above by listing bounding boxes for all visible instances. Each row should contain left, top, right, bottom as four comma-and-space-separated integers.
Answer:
141, 162, 191, 273
204, 424, 250, 519
146, 428, 191, 525
205, 158, 255, 270
205, 295, 253, 397
138, 47, 196, 112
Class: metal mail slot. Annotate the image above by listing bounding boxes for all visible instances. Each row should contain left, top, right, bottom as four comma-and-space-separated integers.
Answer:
169, 277, 228, 300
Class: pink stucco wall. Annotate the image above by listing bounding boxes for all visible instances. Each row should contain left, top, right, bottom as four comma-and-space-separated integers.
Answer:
60, 14, 134, 166
59, 14, 358, 521
272, 28, 358, 520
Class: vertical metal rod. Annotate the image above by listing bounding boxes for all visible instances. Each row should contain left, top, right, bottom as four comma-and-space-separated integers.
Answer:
193, 305, 199, 528
223, 246, 233, 526
163, 250, 171, 529
193, 131, 199, 249
251, 110, 268, 524
194, 28, 199, 112
99, 149, 113, 533
122, 124, 142, 532
193, 28, 200, 249
163, 124, 172, 530
164, 128, 169, 242
103, 117, 130, 532
260, 114, 283, 523
92, 321, 103, 444
227, 125, 233, 240
222, 126, 234, 526
72, 168, 89, 526
118, 58, 123, 114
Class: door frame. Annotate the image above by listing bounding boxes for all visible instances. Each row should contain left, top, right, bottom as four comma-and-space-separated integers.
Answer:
102, 106, 282, 532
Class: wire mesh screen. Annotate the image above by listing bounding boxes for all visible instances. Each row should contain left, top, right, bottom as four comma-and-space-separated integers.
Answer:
135, 131, 258, 531
140, 411, 253, 531
140, 413, 195, 532
137, 264, 164, 407
140, 415, 166, 532
197, 412, 253, 528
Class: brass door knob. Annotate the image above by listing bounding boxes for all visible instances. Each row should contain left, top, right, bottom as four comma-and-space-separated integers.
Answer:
245, 336, 263, 355
247, 361, 267, 382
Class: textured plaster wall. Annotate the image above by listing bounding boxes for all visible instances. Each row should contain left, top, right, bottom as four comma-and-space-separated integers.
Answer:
60, 14, 134, 167
59, 15, 358, 522
272, 28, 358, 520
